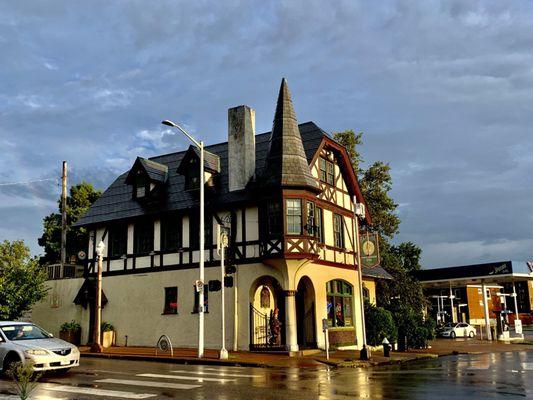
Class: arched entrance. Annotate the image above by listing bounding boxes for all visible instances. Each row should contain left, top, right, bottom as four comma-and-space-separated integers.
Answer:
249, 276, 285, 350
296, 276, 316, 348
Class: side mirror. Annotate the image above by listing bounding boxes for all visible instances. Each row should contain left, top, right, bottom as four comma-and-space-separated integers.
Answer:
48, 333, 54, 338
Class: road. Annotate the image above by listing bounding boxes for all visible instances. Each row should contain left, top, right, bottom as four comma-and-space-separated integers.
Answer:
0, 351, 531, 399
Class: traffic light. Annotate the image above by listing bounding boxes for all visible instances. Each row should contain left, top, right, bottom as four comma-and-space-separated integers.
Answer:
225, 265, 236, 275
224, 276, 233, 288
208, 280, 222, 292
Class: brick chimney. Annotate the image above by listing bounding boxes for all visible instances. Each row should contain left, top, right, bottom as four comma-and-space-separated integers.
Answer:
228, 105, 256, 191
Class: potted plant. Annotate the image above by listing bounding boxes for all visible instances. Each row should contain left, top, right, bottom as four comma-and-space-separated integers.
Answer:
101, 322, 115, 348
59, 320, 81, 345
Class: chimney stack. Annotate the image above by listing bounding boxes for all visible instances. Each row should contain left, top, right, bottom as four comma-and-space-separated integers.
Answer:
228, 105, 256, 191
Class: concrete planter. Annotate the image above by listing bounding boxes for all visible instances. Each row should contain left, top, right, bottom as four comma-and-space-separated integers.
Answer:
102, 331, 115, 348
59, 329, 81, 346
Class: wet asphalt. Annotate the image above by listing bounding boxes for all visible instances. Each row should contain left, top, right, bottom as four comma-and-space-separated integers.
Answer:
0, 350, 531, 399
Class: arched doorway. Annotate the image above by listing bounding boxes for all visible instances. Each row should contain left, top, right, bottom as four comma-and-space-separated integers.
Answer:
296, 276, 316, 348
249, 276, 285, 350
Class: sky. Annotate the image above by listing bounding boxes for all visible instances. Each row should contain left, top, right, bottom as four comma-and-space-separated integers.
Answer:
1, 1, 532, 268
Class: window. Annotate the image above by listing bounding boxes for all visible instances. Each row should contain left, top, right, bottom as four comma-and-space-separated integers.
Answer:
286, 199, 302, 235
319, 158, 335, 185
316, 207, 324, 243
326, 280, 353, 327
189, 213, 211, 250
362, 285, 370, 300
306, 202, 315, 236
134, 220, 154, 254
135, 174, 148, 199
163, 287, 178, 314
108, 224, 127, 257
333, 214, 344, 248
161, 215, 182, 252
193, 286, 208, 313
267, 202, 282, 236
185, 157, 200, 190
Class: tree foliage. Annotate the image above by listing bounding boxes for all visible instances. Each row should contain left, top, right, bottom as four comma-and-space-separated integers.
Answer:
38, 181, 101, 265
0, 240, 48, 320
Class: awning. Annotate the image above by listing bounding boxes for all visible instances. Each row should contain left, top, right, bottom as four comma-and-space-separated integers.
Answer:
73, 278, 108, 309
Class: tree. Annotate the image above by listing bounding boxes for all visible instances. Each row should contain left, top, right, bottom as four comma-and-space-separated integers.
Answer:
0, 240, 48, 320
38, 182, 101, 265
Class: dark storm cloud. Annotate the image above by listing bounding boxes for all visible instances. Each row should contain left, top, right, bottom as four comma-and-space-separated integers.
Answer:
0, 0, 532, 265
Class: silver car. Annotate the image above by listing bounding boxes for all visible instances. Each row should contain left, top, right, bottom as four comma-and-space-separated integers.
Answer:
0, 322, 80, 374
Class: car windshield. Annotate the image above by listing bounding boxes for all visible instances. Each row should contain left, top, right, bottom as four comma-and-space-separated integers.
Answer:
1, 324, 51, 341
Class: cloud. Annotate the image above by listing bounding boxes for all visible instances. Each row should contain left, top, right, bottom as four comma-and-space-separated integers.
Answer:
0, 0, 532, 264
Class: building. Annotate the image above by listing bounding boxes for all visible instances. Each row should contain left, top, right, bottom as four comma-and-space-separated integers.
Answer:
417, 260, 533, 338
32, 79, 381, 352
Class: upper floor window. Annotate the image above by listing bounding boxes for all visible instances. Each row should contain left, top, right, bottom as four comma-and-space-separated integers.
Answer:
108, 224, 127, 257
163, 287, 178, 314
135, 174, 148, 199
267, 202, 282, 237
161, 215, 182, 252
319, 158, 335, 185
286, 199, 302, 235
188, 213, 211, 250
306, 202, 315, 236
134, 220, 154, 254
333, 213, 344, 248
315, 207, 324, 243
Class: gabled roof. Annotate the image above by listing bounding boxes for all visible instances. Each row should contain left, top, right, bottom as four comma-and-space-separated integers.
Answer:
261, 79, 319, 192
74, 122, 326, 227
177, 145, 221, 174
125, 157, 168, 184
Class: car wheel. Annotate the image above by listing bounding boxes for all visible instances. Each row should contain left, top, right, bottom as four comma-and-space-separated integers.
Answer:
2, 354, 21, 377
469, 331, 475, 338
450, 331, 456, 339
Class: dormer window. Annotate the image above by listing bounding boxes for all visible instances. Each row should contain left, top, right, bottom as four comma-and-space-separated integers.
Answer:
319, 158, 335, 185
135, 173, 148, 199
125, 157, 169, 202
185, 157, 200, 190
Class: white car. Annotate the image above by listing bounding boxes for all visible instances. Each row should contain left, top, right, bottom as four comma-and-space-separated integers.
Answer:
0, 322, 80, 374
440, 322, 477, 338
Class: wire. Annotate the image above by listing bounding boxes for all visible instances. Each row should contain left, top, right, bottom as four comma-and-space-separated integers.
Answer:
0, 177, 57, 186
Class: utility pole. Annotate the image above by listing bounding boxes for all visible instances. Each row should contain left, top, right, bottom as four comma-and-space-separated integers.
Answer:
91, 240, 105, 353
60, 161, 68, 270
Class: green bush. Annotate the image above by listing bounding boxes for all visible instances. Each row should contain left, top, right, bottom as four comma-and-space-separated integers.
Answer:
60, 320, 81, 331
101, 322, 114, 332
365, 301, 397, 346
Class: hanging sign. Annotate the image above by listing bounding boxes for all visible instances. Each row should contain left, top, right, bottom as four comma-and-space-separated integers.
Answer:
360, 232, 380, 268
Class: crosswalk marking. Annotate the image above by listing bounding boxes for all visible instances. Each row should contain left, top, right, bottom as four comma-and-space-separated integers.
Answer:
171, 369, 260, 378
44, 384, 156, 399
96, 378, 201, 390
521, 363, 533, 370
137, 373, 236, 383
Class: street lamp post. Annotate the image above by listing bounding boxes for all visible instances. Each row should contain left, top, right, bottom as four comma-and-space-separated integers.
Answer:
91, 240, 105, 353
162, 119, 205, 358
217, 224, 229, 359
353, 198, 368, 359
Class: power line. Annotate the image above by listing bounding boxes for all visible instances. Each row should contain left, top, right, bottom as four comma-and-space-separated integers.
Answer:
0, 177, 58, 187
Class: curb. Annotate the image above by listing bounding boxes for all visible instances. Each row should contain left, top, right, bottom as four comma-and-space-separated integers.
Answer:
80, 352, 267, 368
313, 353, 439, 368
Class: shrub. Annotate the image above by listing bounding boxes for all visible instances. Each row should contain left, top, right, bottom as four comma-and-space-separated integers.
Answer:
101, 322, 114, 332
8, 361, 41, 400
365, 301, 397, 346
60, 320, 81, 331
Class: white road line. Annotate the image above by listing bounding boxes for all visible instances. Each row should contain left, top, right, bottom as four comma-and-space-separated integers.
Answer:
96, 378, 201, 390
44, 384, 156, 399
171, 370, 260, 378
137, 373, 236, 383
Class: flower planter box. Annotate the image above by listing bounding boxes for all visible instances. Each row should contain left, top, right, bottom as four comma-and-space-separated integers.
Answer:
102, 331, 115, 348
59, 329, 81, 346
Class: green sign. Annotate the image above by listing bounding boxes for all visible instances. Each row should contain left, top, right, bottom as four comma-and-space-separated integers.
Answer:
360, 233, 380, 268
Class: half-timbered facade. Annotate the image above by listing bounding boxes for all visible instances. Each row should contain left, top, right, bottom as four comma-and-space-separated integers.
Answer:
33, 79, 376, 352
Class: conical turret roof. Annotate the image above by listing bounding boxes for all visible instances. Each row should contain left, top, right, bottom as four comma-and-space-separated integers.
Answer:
262, 79, 319, 191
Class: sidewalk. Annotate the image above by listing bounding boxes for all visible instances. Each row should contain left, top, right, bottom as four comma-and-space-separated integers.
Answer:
79, 345, 436, 369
